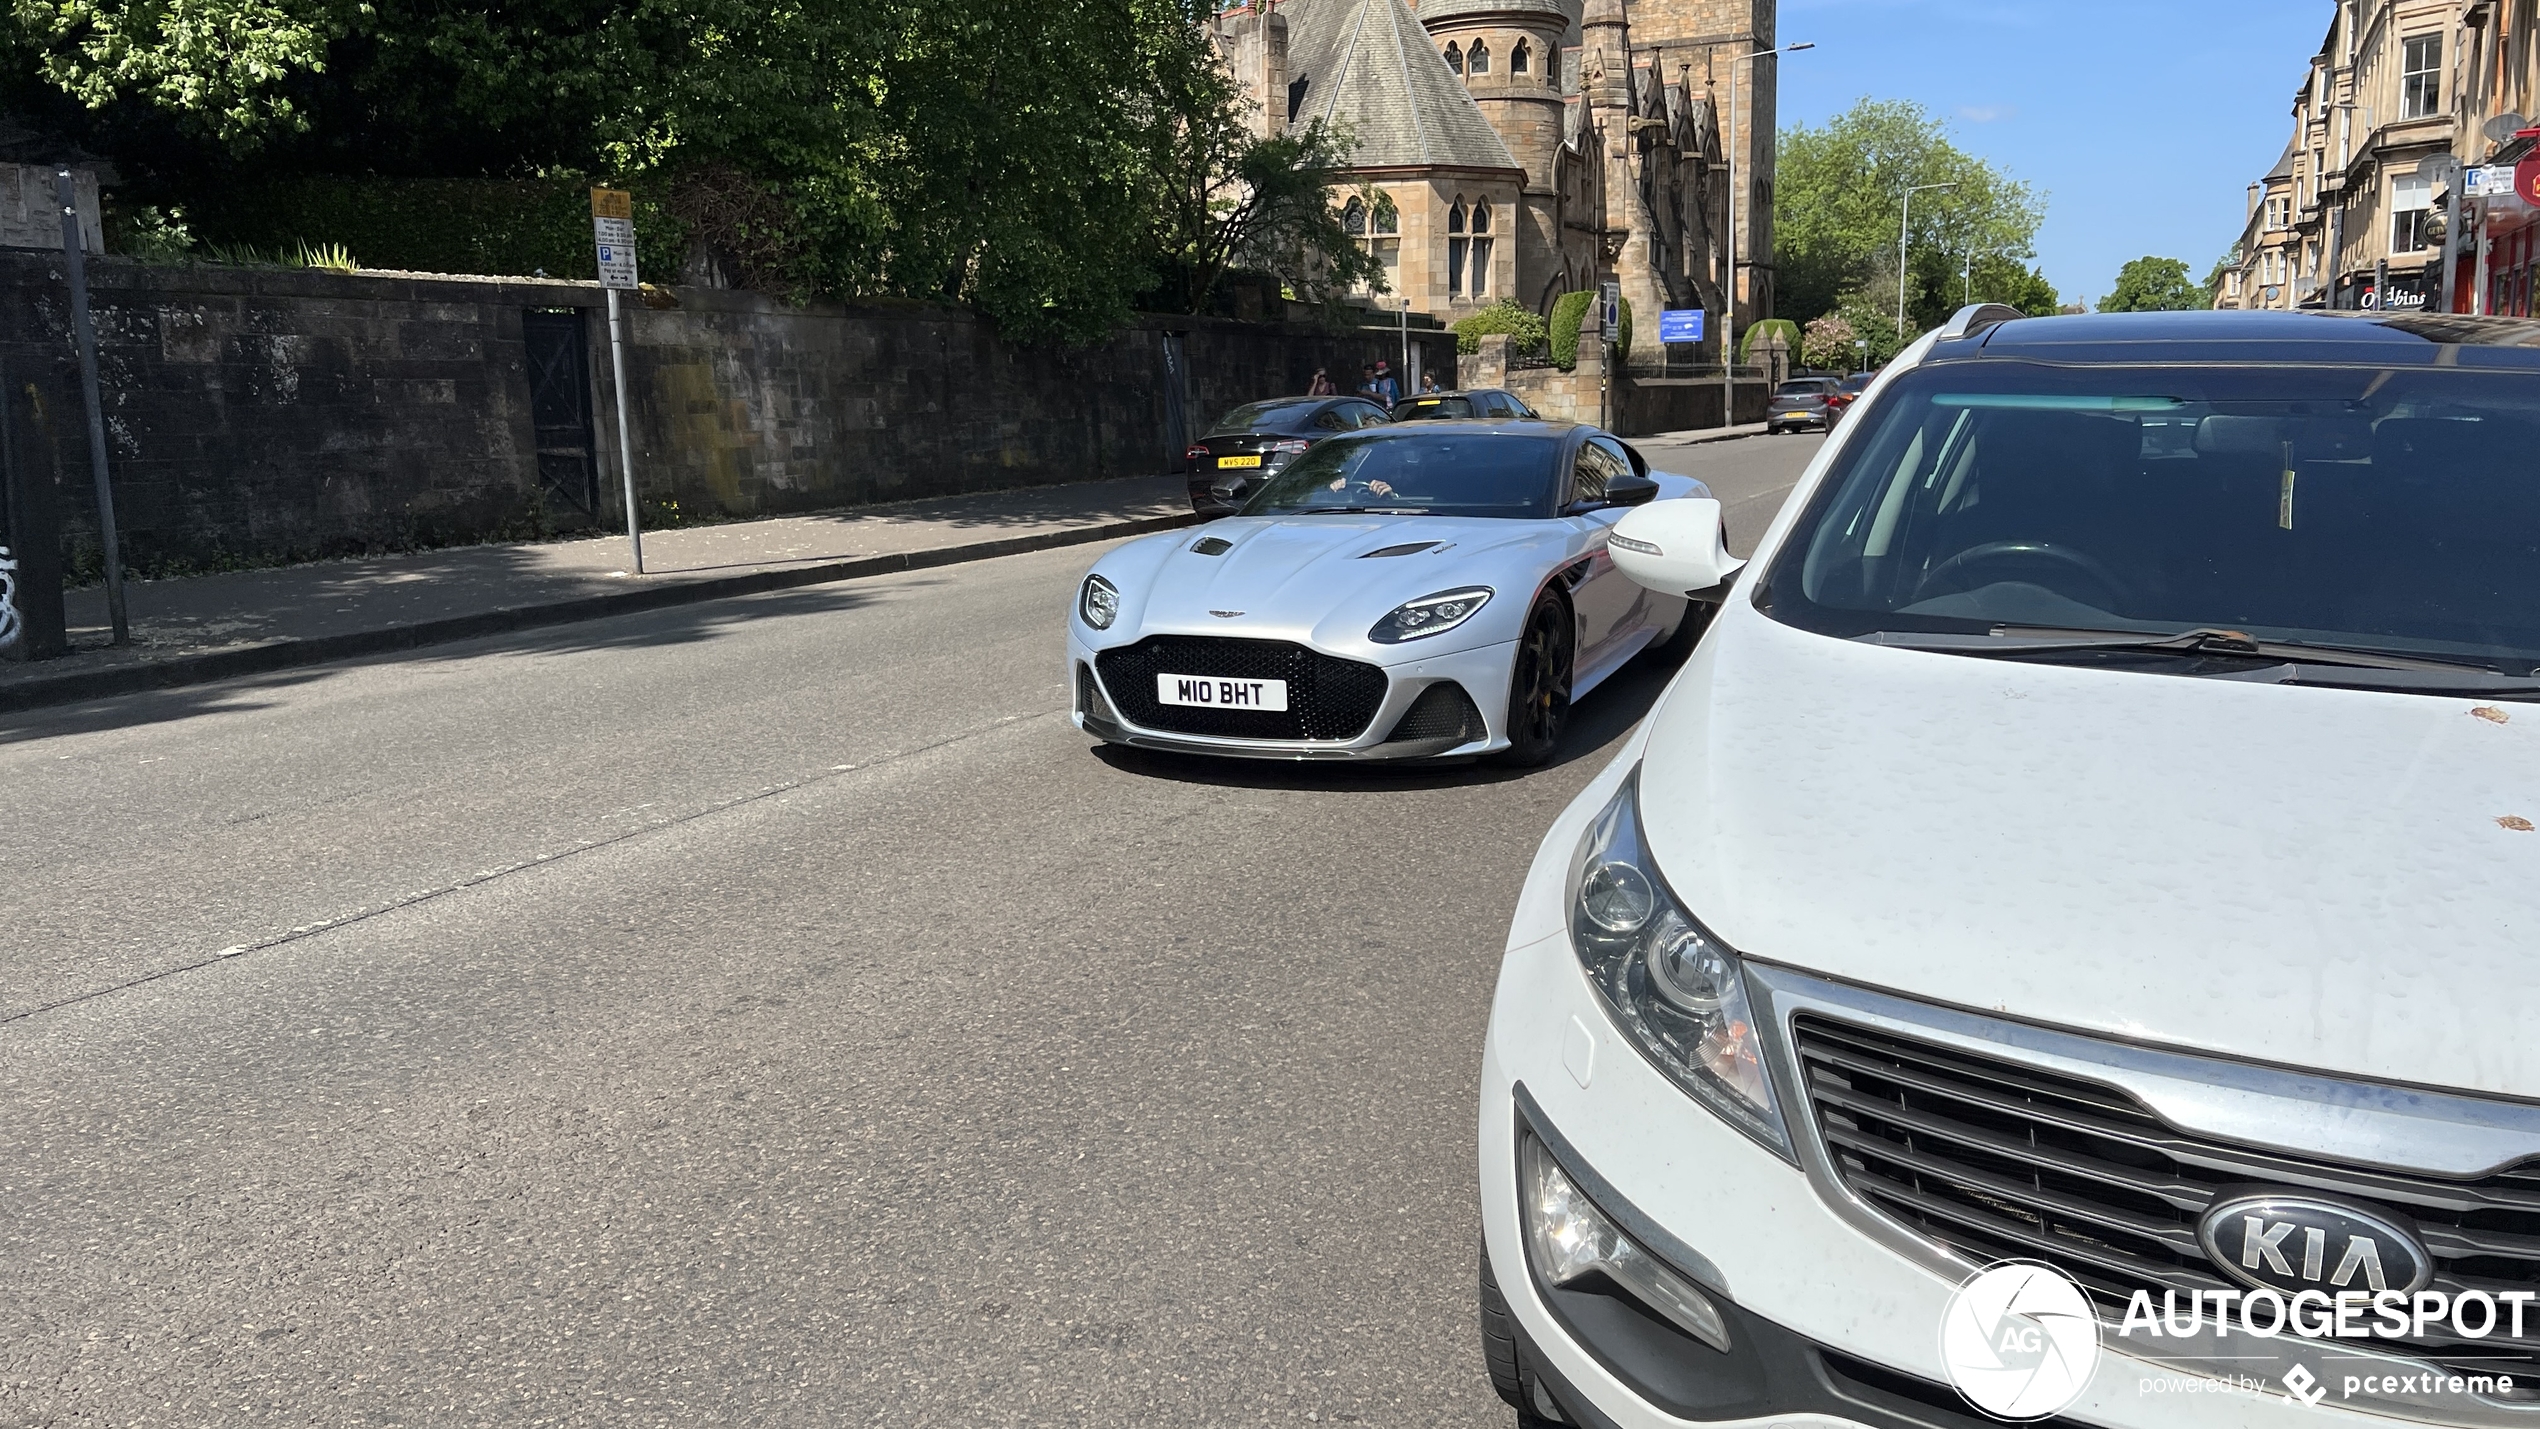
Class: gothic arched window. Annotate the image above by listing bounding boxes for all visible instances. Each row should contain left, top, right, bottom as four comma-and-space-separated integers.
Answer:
1444, 42, 1463, 74
1511, 40, 1530, 74
1468, 40, 1490, 75
1343, 197, 1367, 236
1467, 201, 1492, 297
1447, 200, 1469, 298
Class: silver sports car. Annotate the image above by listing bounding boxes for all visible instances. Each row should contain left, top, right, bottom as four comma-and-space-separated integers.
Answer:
1066, 419, 1725, 765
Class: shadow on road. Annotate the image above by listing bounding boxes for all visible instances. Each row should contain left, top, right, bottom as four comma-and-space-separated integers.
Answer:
1087, 616, 1704, 793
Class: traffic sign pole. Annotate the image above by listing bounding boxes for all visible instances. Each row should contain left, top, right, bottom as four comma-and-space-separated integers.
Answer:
591, 189, 644, 575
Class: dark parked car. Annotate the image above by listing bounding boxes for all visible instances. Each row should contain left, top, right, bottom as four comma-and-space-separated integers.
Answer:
1765, 376, 1840, 434
1825, 370, 1877, 425
1184, 397, 1392, 515
1392, 389, 1539, 422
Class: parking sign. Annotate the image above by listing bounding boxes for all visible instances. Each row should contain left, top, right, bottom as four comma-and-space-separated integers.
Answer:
591, 188, 639, 291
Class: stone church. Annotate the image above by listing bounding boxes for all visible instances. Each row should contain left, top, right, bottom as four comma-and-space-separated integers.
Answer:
1213, 0, 1779, 367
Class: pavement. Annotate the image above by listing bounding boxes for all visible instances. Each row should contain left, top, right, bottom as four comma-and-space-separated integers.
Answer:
1, 475, 1202, 713
0, 434, 1819, 1428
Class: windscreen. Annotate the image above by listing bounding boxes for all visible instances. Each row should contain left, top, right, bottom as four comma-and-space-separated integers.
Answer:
1240, 432, 1557, 518
1765, 361, 2540, 673
1205, 401, 1314, 437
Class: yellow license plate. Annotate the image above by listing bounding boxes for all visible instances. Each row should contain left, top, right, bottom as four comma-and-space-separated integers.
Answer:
1217, 455, 1262, 469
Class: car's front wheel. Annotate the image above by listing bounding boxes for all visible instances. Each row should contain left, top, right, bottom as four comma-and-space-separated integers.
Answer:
1497, 592, 1573, 768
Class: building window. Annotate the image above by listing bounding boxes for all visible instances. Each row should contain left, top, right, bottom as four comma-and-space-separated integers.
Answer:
2265, 196, 2290, 230
1468, 40, 1490, 75
2392, 173, 2432, 252
2402, 34, 2442, 118
1351, 192, 1399, 294
1447, 200, 1468, 297
1511, 40, 1530, 74
1469, 200, 1492, 297
1444, 42, 1462, 74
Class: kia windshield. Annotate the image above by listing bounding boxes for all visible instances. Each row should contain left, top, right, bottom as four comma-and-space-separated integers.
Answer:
1240, 432, 1557, 518
1764, 360, 2540, 684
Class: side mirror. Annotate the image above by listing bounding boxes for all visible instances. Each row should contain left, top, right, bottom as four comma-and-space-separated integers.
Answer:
1605, 473, 1661, 507
1609, 497, 1745, 598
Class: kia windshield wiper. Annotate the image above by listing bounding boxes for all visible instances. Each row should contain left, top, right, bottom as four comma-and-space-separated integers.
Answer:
1860, 625, 2540, 691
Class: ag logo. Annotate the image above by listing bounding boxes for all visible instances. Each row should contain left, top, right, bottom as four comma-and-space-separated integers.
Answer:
2195, 1192, 2433, 1297
1939, 1260, 2101, 1421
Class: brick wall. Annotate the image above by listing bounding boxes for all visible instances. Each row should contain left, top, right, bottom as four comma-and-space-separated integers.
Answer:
0, 251, 1456, 575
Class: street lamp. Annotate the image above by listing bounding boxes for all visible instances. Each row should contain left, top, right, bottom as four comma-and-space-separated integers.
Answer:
1724, 41, 1813, 424
1898, 180, 1958, 337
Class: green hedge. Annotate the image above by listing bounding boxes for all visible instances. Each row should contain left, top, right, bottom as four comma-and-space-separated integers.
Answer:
1452, 298, 1549, 354
183, 176, 687, 280
1548, 290, 1632, 370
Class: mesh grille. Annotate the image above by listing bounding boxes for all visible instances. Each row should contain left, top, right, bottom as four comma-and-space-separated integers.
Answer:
1095, 637, 1387, 741
1387, 681, 1485, 744
1797, 1015, 2540, 1395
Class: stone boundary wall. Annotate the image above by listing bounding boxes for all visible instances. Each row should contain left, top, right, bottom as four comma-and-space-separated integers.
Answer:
0, 251, 1455, 575
1466, 331, 1769, 436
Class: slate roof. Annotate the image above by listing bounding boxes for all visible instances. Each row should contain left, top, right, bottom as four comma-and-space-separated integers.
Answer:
1283, 0, 1523, 172
2263, 138, 2297, 184
1416, 0, 1573, 30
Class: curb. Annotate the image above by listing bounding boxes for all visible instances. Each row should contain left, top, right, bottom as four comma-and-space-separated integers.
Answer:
0, 510, 1201, 716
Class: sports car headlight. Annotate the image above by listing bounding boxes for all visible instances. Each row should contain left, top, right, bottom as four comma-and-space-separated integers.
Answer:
1370, 587, 1491, 644
1568, 769, 1791, 1157
1080, 573, 1120, 630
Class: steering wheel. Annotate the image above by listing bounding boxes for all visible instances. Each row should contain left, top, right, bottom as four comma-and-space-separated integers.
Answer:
1912, 541, 2134, 610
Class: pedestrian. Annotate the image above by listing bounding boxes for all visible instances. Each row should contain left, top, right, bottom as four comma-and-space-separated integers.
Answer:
1359, 363, 1379, 397
1419, 371, 1442, 395
1374, 360, 1399, 406
1307, 368, 1336, 396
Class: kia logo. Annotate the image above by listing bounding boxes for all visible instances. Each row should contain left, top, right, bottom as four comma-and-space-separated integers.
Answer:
2195, 1192, 2434, 1297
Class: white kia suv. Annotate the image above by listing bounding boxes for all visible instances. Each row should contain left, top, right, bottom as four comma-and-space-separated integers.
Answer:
1479, 306, 2540, 1428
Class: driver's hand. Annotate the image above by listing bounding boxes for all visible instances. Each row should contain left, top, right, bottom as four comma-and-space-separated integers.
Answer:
1366, 480, 1394, 497
1328, 478, 1348, 492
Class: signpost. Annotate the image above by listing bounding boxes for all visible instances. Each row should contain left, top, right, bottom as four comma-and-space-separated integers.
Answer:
1597, 280, 1620, 432
592, 187, 644, 574
58, 169, 125, 644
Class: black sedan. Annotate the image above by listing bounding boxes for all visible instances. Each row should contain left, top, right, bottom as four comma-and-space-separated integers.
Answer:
1184, 397, 1392, 515
1391, 389, 1539, 421
1765, 377, 1840, 434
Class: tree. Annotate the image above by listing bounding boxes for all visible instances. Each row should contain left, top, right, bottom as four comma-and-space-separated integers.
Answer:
1800, 314, 1857, 371
0, 0, 1307, 344
2100, 256, 2207, 313
1774, 99, 2048, 332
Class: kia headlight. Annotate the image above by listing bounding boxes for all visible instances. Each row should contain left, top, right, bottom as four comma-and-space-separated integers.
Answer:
1080, 573, 1120, 630
1568, 769, 1790, 1156
1370, 587, 1491, 644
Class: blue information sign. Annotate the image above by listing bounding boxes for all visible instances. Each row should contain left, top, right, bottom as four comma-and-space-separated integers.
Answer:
1659, 308, 1706, 344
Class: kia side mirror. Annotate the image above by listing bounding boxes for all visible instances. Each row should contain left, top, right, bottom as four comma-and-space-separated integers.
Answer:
1606, 473, 1661, 507
1609, 497, 1745, 598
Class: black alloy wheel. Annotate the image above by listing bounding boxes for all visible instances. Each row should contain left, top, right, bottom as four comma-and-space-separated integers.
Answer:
1498, 592, 1573, 768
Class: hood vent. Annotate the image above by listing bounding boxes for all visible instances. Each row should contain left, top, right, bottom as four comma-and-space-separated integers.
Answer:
1190, 537, 1234, 556
1359, 542, 1436, 559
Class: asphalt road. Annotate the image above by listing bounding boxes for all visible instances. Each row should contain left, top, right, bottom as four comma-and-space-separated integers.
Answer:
0, 435, 1822, 1428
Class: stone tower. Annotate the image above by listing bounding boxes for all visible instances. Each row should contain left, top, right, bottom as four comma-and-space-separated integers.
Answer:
1626, 0, 1779, 343
1417, 0, 1572, 310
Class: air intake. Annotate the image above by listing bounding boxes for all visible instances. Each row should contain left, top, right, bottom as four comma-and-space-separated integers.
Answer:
1191, 537, 1234, 556
1360, 542, 1436, 559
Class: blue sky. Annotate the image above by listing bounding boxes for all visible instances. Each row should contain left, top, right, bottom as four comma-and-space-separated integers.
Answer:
1776, 0, 2329, 309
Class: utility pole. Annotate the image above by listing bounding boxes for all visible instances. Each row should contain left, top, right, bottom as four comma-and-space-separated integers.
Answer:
1724, 41, 1813, 423
56, 168, 126, 645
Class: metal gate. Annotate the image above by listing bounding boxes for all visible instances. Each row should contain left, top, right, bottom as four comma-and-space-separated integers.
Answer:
522, 310, 598, 521
1160, 331, 1191, 472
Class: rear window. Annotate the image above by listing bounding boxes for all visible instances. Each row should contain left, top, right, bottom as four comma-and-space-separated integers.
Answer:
1395, 396, 1481, 420
1240, 432, 1558, 519
1765, 359, 2540, 675
1776, 380, 1834, 397
1206, 401, 1315, 437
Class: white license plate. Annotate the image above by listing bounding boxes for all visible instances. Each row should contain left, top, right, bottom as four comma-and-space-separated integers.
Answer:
1155, 673, 1289, 712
